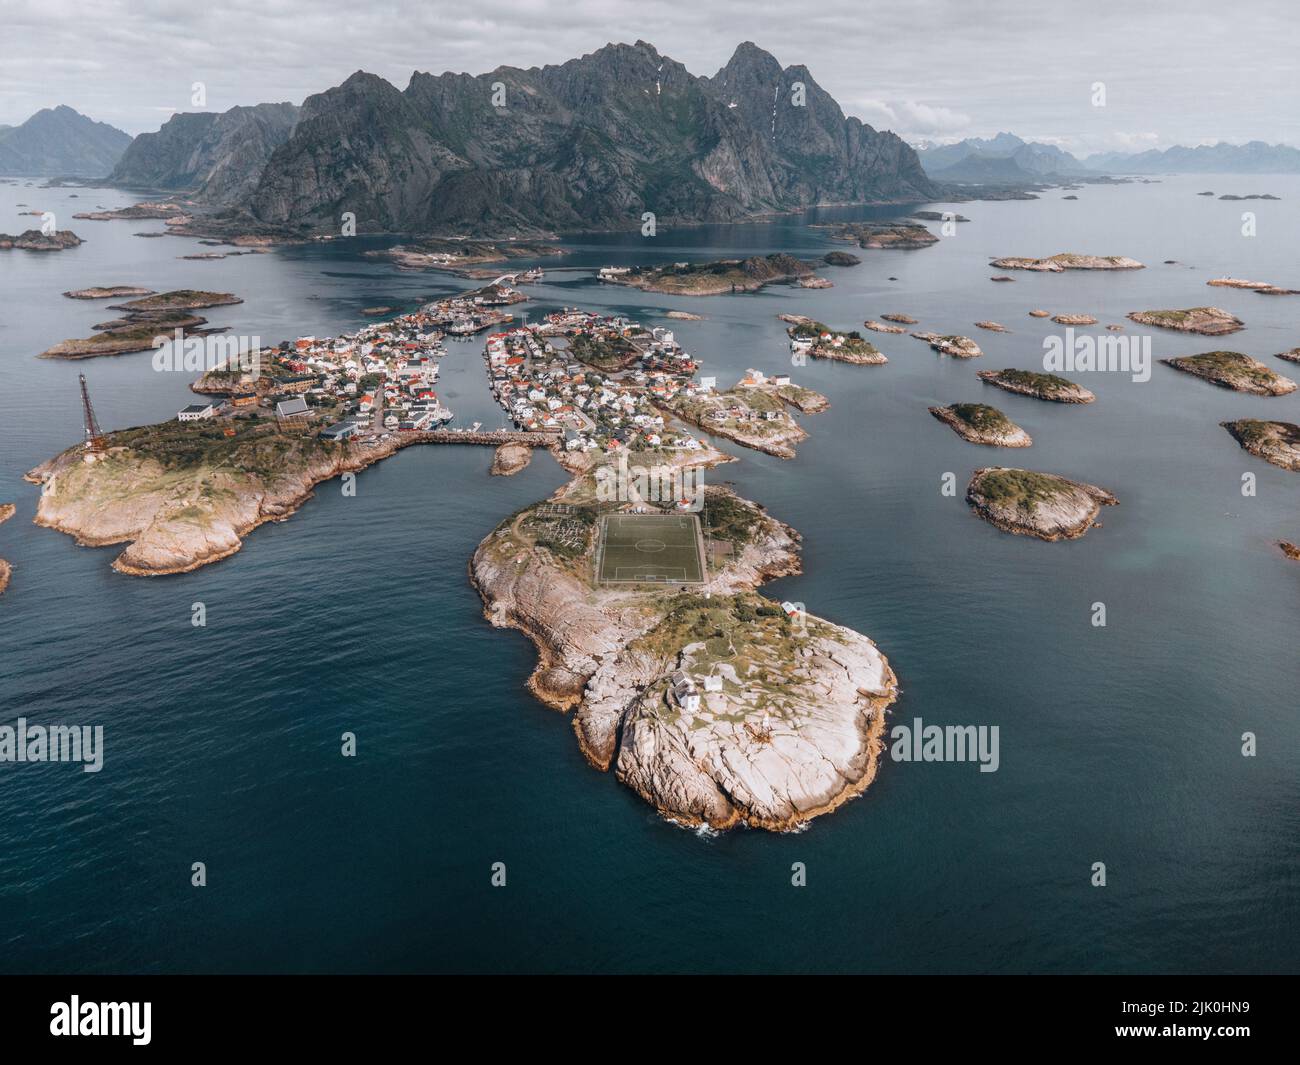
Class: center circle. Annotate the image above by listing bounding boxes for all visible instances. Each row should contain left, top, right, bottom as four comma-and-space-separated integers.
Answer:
635, 538, 667, 553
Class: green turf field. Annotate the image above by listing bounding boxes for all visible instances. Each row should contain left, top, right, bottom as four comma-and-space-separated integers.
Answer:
597, 512, 705, 584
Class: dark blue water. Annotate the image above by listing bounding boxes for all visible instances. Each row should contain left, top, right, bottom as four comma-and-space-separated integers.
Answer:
1, 176, 1296, 973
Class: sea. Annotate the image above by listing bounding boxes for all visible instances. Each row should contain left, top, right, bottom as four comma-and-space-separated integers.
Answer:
0, 174, 1296, 973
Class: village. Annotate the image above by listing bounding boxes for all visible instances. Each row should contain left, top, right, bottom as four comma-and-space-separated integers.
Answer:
484, 309, 722, 456
175, 284, 537, 438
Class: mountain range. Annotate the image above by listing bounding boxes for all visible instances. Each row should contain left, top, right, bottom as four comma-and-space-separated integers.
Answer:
177, 40, 935, 236
0, 105, 131, 177
107, 102, 300, 201
1082, 141, 1300, 174
914, 132, 1089, 183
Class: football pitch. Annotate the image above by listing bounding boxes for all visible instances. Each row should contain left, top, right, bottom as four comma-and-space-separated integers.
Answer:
597, 513, 705, 584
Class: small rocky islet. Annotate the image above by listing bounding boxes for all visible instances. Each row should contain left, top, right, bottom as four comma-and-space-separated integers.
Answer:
38, 290, 242, 359
1127, 307, 1243, 336
818, 221, 938, 249
929, 404, 1031, 447
989, 253, 1144, 272
785, 317, 887, 366
1220, 420, 1300, 470
911, 332, 982, 358
1161, 351, 1296, 395
0, 228, 83, 251
966, 467, 1117, 541
977, 368, 1095, 403
63, 286, 156, 300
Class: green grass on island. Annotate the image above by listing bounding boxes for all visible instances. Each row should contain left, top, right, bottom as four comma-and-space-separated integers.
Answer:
101, 417, 339, 474
974, 468, 1068, 511
949, 403, 1014, 432
994, 368, 1079, 394
1168, 351, 1280, 386
568, 332, 640, 371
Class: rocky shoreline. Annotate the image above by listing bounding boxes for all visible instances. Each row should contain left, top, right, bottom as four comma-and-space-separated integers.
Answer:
0, 503, 13, 596
490, 443, 533, 476
967, 467, 1117, 541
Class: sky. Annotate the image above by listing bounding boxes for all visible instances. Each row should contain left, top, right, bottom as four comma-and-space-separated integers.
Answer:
3, 0, 1298, 155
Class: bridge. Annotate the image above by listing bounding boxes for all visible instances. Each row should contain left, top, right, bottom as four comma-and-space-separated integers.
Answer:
403, 429, 560, 448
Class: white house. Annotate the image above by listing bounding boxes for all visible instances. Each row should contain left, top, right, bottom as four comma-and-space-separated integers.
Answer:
177, 403, 215, 422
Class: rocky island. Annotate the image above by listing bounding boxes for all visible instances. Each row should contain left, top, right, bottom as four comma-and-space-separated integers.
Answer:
72, 202, 185, 221
0, 228, 83, 251
490, 443, 533, 476
364, 238, 562, 273
1127, 307, 1244, 336
864, 319, 907, 334
1220, 420, 1300, 470
966, 467, 1117, 541
818, 221, 938, 249
911, 332, 982, 358
63, 286, 156, 300
977, 368, 1096, 403
599, 253, 825, 296
786, 318, 888, 365
929, 404, 1032, 447
661, 376, 825, 459
38, 289, 241, 359
989, 253, 1144, 272
1160, 351, 1296, 395
470, 469, 898, 831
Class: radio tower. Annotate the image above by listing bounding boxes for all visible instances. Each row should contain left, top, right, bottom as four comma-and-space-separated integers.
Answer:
79, 373, 107, 453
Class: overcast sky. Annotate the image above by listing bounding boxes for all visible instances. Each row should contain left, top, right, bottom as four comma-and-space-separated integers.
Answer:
4, 0, 1297, 155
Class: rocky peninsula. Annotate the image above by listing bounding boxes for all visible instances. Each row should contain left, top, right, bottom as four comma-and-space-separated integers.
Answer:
1127, 307, 1244, 336
1220, 420, 1300, 470
977, 368, 1095, 403
989, 253, 1144, 271
469, 470, 898, 831
929, 404, 1032, 447
966, 467, 1117, 541
23, 419, 420, 574
1161, 352, 1296, 395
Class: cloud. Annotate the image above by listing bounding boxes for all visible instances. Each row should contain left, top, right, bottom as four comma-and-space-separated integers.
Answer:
854, 98, 973, 138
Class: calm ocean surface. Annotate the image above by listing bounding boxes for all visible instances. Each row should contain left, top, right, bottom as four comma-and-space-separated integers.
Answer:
0, 175, 1295, 973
